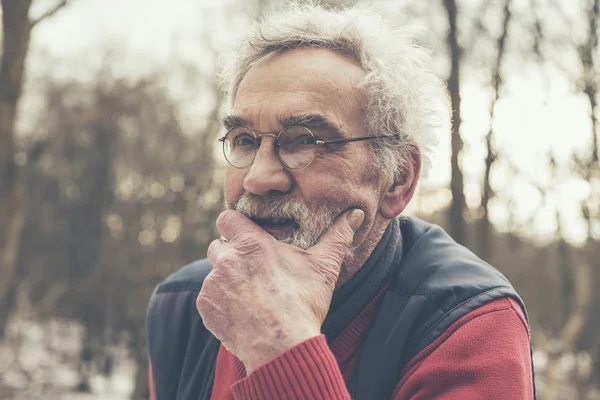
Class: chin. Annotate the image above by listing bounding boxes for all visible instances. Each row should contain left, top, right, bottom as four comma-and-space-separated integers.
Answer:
278, 236, 315, 250
269, 229, 320, 250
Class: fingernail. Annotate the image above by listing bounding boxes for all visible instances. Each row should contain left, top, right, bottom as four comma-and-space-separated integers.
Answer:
346, 209, 365, 232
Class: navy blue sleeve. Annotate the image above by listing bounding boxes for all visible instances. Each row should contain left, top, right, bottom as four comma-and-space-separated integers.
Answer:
146, 259, 220, 400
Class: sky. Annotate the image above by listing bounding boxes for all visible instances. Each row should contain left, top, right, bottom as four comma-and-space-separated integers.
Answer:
32, 0, 207, 58
24, 0, 598, 245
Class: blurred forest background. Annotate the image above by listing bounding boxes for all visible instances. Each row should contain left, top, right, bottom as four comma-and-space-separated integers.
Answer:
0, 0, 598, 399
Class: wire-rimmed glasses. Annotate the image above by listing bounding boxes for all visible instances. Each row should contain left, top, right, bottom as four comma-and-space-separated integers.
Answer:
218, 125, 380, 171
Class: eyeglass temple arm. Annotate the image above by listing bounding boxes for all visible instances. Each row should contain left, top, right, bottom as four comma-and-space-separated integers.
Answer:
219, 135, 389, 145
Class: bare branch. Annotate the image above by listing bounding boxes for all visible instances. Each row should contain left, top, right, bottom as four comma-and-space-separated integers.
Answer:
444, 0, 468, 246
479, 0, 512, 259
463, 0, 491, 52
31, 0, 69, 27
530, 0, 544, 63
581, 0, 599, 162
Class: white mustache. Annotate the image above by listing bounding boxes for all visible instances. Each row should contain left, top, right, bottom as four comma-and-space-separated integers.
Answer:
234, 194, 308, 224
232, 193, 333, 249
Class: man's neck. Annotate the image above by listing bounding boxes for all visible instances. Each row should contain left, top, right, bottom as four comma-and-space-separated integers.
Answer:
336, 217, 390, 288
322, 216, 403, 341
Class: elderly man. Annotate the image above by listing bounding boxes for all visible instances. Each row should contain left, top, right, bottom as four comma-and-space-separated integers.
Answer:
147, 4, 535, 400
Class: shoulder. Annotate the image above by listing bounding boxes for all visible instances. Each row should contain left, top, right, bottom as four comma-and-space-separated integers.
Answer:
391, 217, 528, 363
396, 216, 517, 307
155, 258, 213, 295
395, 297, 534, 400
147, 258, 213, 326
421, 297, 530, 347
406, 297, 531, 369
147, 259, 215, 351
146, 259, 219, 397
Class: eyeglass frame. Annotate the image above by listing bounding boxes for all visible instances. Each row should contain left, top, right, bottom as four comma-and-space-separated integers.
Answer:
218, 125, 381, 171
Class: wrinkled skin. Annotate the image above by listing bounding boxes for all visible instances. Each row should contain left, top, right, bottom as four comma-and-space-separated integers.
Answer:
196, 47, 420, 373
197, 209, 363, 372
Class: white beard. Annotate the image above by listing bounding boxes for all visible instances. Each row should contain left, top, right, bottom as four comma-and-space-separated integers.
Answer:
233, 193, 333, 249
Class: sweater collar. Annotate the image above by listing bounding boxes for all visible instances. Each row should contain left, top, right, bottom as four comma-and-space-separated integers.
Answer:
321, 217, 402, 342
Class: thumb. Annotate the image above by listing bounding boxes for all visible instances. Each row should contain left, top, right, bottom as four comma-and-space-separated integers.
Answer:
310, 209, 365, 263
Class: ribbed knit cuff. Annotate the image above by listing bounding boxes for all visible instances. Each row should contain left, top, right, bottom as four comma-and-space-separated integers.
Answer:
231, 334, 350, 400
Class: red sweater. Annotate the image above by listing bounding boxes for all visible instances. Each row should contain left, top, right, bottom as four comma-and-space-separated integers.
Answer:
149, 286, 533, 400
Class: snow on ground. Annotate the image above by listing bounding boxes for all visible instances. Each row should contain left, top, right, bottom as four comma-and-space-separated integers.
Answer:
0, 315, 135, 399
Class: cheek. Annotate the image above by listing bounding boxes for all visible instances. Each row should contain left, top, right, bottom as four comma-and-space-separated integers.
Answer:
302, 154, 378, 196
224, 169, 246, 208
297, 172, 380, 215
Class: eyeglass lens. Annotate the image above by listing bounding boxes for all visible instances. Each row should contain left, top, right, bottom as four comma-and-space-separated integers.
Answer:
223, 126, 318, 170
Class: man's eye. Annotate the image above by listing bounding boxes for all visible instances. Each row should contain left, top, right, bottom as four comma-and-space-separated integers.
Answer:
287, 134, 316, 146
234, 134, 255, 146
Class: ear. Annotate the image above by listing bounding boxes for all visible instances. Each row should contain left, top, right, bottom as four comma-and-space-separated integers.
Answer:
380, 146, 421, 219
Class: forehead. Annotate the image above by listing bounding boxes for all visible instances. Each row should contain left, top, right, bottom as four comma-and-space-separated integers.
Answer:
232, 47, 366, 131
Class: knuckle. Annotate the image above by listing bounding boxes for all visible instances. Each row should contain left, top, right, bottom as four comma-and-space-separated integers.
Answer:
206, 239, 221, 263
213, 252, 237, 275
235, 237, 263, 256
197, 282, 222, 318
196, 292, 207, 312
199, 271, 215, 293
328, 237, 350, 258
196, 298, 217, 330
196, 289, 212, 315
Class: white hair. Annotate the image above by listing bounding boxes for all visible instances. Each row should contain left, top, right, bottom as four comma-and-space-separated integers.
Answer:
220, 2, 450, 181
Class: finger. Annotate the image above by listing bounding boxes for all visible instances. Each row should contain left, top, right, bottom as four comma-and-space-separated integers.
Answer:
216, 209, 270, 243
206, 239, 224, 265
309, 209, 364, 265
206, 239, 235, 268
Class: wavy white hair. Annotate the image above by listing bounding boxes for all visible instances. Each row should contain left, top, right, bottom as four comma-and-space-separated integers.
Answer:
220, 2, 450, 181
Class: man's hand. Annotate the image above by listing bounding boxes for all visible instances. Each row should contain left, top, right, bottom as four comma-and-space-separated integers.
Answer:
196, 208, 364, 373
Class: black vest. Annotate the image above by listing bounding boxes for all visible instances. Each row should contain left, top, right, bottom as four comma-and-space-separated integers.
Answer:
147, 217, 535, 399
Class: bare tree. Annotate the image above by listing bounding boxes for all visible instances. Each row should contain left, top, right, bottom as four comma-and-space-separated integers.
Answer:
479, 0, 512, 260
532, 2, 600, 396
581, 0, 599, 164
443, 0, 468, 246
578, 0, 599, 395
0, 0, 70, 339
539, 245, 592, 400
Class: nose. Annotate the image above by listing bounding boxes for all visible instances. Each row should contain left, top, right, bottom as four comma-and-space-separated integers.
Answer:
242, 137, 292, 195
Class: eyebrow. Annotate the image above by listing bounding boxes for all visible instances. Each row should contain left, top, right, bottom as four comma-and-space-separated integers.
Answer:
222, 115, 251, 131
222, 113, 349, 139
279, 113, 341, 133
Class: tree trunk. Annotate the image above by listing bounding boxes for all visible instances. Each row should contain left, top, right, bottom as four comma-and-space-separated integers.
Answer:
0, 0, 33, 339
444, 0, 467, 247
0, 0, 70, 340
580, 0, 599, 395
479, 0, 511, 260
0, 0, 31, 189
582, 0, 599, 163
542, 262, 592, 400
